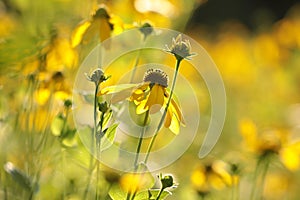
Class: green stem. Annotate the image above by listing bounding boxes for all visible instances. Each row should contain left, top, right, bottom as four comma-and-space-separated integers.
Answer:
250, 155, 270, 200
126, 192, 132, 200
155, 188, 164, 200
144, 59, 181, 163
231, 176, 239, 200
133, 111, 150, 170
82, 82, 99, 200
95, 112, 104, 200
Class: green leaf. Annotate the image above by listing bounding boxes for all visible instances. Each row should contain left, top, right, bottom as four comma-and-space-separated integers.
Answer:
101, 123, 118, 151
135, 189, 172, 200
102, 110, 113, 128
109, 184, 127, 200
50, 115, 64, 136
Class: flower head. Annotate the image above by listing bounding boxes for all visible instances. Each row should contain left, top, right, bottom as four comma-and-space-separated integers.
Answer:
143, 68, 169, 87
85, 68, 109, 85
166, 34, 195, 61
190, 160, 234, 197
239, 119, 300, 171
100, 68, 185, 134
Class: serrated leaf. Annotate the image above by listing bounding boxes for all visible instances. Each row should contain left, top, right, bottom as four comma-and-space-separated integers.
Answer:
51, 115, 65, 136
101, 123, 118, 151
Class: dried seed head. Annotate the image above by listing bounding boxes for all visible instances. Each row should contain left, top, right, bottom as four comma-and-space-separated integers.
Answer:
143, 68, 169, 87
166, 34, 195, 61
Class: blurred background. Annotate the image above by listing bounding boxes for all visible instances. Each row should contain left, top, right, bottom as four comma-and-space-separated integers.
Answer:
1, 0, 300, 199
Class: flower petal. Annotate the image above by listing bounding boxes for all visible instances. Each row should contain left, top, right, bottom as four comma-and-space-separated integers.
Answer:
145, 84, 164, 114
71, 20, 91, 48
170, 98, 185, 125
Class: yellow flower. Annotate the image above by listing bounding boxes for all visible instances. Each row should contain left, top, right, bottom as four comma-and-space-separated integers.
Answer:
239, 119, 300, 171
100, 68, 185, 134
71, 4, 123, 48
119, 172, 153, 194
190, 160, 234, 195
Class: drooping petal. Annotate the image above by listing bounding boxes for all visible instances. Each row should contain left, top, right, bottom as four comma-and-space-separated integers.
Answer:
170, 97, 185, 125
164, 108, 172, 128
100, 84, 138, 95
168, 110, 180, 135
99, 83, 139, 104
280, 141, 300, 171
145, 84, 164, 114
71, 20, 91, 48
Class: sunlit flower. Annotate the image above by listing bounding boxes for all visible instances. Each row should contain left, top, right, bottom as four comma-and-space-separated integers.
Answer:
165, 34, 195, 61
239, 119, 300, 171
71, 4, 124, 48
119, 172, 153, 194
100, 68, 185, 134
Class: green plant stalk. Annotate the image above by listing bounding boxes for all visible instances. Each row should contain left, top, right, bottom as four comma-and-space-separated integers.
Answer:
250, 155, 270, 200
155, 188, 164, 200
144, 59, 182, 164
133, 110, 150, 170
95, 112, 105, 200
231, 176, 239, 200
82, 82, 99, 200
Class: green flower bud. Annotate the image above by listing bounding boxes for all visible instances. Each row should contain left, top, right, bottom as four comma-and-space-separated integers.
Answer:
98, 101, 109, 113
161, 175, 174, 189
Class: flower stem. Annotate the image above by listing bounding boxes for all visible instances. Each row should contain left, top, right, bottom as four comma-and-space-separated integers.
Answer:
144, 59, 181, 164
155, 188, 164, 200
133, 110, 149, 170
95, 112, 104, 200
82, 82, 99, 200
250, 155, 270, 200
231, 176, 239, 200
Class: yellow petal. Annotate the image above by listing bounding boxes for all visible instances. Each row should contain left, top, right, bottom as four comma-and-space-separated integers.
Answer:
170, 97, 185, 125
145, 84, 164, 114
164, 109, 172, 128
280, 146, 300, 171
169, 114, 180, 134
35, 88, 50, 105
71, 20, 91, 47
100, 84, 137, 95
239, 119, 258, 151
191, 168, 206, 188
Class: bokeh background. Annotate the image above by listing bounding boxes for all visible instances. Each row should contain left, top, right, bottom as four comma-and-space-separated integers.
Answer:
1, 0, 300, 199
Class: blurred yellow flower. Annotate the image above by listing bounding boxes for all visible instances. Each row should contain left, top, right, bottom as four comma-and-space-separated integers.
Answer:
119, 172, 152, 194
252, 33, 281, 68
71, 4, 124, 48
239, 119, 300, 171
0, 13, 16, 38
46, 35, 78, 71
100, 68, 185, 134
190, 160, 233, 195
263, 172, 290, 199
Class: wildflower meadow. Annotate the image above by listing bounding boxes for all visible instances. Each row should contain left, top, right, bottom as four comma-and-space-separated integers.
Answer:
1, 0, 300, 200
